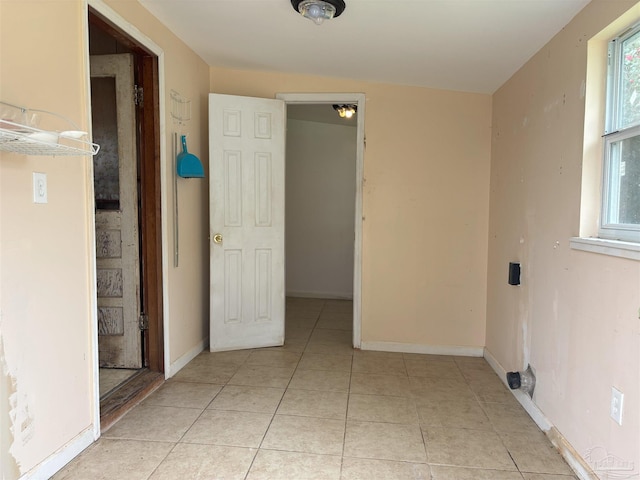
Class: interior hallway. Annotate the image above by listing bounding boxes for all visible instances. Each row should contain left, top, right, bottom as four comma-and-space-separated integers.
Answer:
54, 298, 577, 480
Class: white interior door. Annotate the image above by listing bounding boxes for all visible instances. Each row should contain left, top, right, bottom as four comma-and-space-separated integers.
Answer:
91, 54, 142, 368
209, 93, 285, 351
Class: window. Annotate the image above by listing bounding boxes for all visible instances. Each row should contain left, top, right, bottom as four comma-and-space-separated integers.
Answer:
601, 24, 640, 242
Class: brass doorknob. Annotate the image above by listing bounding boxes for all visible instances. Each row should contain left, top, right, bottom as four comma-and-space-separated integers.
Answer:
213, 233, 223, 244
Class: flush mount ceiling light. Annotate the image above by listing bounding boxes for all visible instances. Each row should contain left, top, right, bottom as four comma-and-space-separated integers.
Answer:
291, 0, 346, 25
333, 104, 357, 119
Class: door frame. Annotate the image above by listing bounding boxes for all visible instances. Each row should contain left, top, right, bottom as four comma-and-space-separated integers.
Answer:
84, 0, 170, 438
276, 93, 365, 348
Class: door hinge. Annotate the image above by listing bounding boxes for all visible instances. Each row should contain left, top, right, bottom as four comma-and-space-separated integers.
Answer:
134, 85, 144, 107
138, 313, 149, 331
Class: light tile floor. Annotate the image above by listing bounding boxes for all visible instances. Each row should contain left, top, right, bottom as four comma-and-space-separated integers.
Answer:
55, 298, 578, 480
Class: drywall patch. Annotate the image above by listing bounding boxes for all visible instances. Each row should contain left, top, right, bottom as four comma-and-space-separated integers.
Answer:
1, 331, 21, 480
10, 389, 35, 447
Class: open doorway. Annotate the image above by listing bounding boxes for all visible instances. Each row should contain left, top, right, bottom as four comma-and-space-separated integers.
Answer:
285, 105, 356, 293
207, 93, 363, 351
88, 8, 164, 429
278, 93, 365, 347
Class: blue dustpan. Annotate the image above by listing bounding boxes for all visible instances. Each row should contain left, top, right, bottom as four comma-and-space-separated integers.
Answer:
176, 135, 204, 178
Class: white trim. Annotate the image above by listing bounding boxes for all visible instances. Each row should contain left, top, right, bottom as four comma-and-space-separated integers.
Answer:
570, 236, 640, 260
20, 427, 94, 480
547, 427, 602, 480
81, 1, 101, 442
167, 338, 207, 377
361, 341, 484, 357
483, 347, 598, 480
276, 92, 365, 350
483, 347, 552, 430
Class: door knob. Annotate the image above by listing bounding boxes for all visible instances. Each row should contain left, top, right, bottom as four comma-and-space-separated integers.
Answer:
213, 233, 223, 244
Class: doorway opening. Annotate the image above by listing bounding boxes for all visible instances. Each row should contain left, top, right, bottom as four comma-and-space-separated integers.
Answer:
207, 93, 363, 352
278, 94, 365, 348
88, 8, 164, 429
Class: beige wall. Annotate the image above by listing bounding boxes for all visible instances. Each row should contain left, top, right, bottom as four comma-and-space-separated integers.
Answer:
10, 0, 638, 476
211, 68, 492, 348
488, 0, 640, 472
0, 1, 210, 478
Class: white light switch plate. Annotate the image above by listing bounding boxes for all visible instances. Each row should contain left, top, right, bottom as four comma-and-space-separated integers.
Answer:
33, 172, 47, 204
611, 387, 624, 425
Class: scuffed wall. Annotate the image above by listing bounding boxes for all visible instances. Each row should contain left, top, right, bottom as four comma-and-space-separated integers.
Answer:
211, 67, 492, 350
1, 336, 20, 480
0, 0, 211, 477
487, 0, 640, 475
0, 1, 95, 477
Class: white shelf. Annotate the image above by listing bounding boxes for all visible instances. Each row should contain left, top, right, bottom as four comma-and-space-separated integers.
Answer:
0, 102, 100, 157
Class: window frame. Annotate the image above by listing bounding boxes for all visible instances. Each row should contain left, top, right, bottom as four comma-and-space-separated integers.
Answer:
599, 23, 640, 242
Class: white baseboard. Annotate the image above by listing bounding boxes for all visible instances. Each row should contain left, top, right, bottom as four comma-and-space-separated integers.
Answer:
286, 291, 353, 300
483, 347, 597, 480
360, 341, 484, 357
20, 426, 95, 480
167, 338, 207, 378
547, 427, 602, 480
483, 347, 552, 430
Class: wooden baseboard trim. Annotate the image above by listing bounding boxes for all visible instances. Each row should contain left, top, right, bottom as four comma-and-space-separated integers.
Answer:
100, 369, 164, 432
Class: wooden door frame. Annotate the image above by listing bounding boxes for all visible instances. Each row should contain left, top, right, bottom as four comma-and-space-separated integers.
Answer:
89, 8, 164, 372
86, 1, 167, 435
276, 93, 365, 349
136, 53, 163, 372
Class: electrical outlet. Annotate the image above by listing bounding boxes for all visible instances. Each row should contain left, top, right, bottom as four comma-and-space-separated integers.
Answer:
33, 172, 47, 204
610, 387, 624, 425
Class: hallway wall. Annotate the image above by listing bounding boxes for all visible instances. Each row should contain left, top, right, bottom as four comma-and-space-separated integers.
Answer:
285, 117, 357, 299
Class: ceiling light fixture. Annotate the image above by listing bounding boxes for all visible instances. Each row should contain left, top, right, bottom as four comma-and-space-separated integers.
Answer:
333, 104, 357, 119
291, 0, 346, 25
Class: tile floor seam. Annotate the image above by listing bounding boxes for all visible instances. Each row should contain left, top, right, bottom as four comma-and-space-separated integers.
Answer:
339, 338, 354, 479
241, 447, 260, 480
143, 441, 181, 480
252, 331, 307, 454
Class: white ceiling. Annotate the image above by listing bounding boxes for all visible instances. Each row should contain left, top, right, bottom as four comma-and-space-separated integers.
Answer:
139, 0, 590, 94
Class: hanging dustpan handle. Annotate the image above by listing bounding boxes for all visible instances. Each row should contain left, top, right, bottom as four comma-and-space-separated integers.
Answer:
181, 135, 188, 153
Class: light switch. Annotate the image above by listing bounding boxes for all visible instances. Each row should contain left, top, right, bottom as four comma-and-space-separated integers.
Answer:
33, 172, 47, 204
611, 387, 624, 425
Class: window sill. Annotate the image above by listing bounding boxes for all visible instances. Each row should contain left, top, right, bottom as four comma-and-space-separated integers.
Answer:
570, 237, 640, 261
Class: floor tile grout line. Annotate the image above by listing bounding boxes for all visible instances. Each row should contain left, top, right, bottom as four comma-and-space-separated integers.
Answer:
246, 299, 327, 477
143, 440, 182, 480
340, 322, 354, 480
